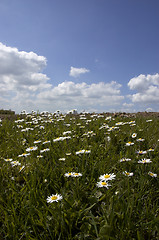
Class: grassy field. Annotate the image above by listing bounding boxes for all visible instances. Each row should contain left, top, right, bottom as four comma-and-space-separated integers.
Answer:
0, 112, 159, 239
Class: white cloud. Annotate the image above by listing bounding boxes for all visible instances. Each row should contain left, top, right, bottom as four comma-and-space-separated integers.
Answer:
128, 73, 159, 110
0, 42, 125, 113
69, 66, 90, 78
0, 42, 51, 93
0, 42, 51, 111
37, 81, 124, 111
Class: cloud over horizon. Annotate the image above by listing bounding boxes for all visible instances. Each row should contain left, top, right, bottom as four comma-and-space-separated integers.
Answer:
128, 73, 159, 107
1, 42, 158, 113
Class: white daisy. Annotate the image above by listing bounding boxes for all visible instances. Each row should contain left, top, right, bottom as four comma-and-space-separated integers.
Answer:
138, 159, 152, 164
40, 148, 50, 153
72, 172, 82, 177
26, 146, 38, 152
148, 172, 157, 177
75, 149, 91, 155
132, 133, 137, 138
99, 173, 116, 181
96, 181, 111, 188
126, 142, 134, 146
123, 171, 133, 177
119, 158, 131, 162
46, 194, 63, 203
64, 172, 74, 177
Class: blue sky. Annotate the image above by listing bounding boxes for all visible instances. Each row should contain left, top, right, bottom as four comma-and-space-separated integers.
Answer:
0, 0, 159, 113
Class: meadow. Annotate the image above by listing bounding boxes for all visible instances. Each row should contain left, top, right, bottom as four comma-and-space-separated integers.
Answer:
0, 111, 158, 240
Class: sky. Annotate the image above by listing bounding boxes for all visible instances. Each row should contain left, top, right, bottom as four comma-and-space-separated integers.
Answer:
0, 0, 159, 113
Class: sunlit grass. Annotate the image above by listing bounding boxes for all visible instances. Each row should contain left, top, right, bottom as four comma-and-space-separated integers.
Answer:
0, 113, 158, 239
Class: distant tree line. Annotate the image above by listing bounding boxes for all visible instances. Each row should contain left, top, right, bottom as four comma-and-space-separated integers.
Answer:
0, 109, 15, 115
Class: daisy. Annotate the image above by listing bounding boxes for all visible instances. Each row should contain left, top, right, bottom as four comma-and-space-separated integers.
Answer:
43, 140, 51, 145
46, 194, 63, 203
132, 133, 137, 138
72, 172, 82, 177
136, 150, 147, 155
138, 158, 152, 164
146, 119, 152, 122
59, 158, 66, 161
137, 138, 145, 142
11, 161, 21, 167
34, 140, 41, 144
4, 158, 13, 162
126, 141, 134, 146
18, 153, 30, 157
26, 146, 38, 152
66, 153, 71, 156
19, 166, 25, 172
64, 172, 74, 177
123, 171, 133, 177
119, 158, 131, 162
99, 173, 116, 181
147, 148, 154, 152
40, 148, 50, 153
37, 155, 43, 158
148, 172, 157, 177
96, 181, 111, 188
75, 149, 91, 155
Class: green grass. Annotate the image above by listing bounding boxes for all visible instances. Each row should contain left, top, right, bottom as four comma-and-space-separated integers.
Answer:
0, 113, 159, 239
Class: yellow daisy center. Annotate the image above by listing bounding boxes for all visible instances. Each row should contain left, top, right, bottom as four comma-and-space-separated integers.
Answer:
68, 173, 72, 175
101, 182, 107, 186
125, 172, 130, 175
149, 173, 154, 176
104, 174, 110, 178
51, 196, 58, 200
74, 173, 79, 176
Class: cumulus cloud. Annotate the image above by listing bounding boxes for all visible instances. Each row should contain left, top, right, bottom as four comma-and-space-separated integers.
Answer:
0, 42, 52, 111
0, 42, 51, 94
37, 81, 124, 111
128, 73, 159, 107
69, 66, 90, 78
0, 42, 125, 113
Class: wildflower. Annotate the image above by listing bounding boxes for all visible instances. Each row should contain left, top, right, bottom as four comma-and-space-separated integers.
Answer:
46, 194, 63, 203
40, 148, 50, 153
4, 158, 13, 162
59, 158, 66, 161
43, 140, 51, 145
72, 172, 82, 177
37, 155, 43, 158
96, 181, 111, 188
146, 119, 152, 122
18, 153, 30, 157
147, 148, 154, 152
137, 138, 145, 142
119, 158, 131, 162
126, 141, 134, 146
138, 158, 152, 164
123, 171, 133, 177
132, 133, 137, 138
99, 173, 116, 181
63, 131, 71, 135
66, 153, 71, 156
34, 140, 41, 144
64, 172, 74, 177
19, 166, 25, 172
26, 146, 38, 152
148, 172, 157, 177
136, 150, 147, 155
76, 149, 91, 155
11, 161, 21, 167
